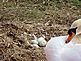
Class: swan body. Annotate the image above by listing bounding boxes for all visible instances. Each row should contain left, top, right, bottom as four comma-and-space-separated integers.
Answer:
45, 19, 81, 61
45, 36, 81, 61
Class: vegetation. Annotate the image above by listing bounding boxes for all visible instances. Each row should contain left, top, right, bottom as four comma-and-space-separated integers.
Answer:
0, 0, 81, 22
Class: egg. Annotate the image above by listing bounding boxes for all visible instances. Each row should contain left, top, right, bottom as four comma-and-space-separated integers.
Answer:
37, 37, 47, 46
31, 44, 39, 48
31, 40, 38, 45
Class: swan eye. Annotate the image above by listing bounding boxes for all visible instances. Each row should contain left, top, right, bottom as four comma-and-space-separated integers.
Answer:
69, 31, 72, 36
68, 27, 77, 36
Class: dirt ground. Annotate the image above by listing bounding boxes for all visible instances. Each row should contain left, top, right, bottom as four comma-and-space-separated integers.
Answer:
0, 0, 81, 61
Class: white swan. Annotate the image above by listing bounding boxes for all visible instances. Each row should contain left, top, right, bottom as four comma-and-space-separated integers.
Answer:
45, 19, 81, 61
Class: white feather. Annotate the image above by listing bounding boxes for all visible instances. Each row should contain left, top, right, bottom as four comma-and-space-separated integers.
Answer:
44, 35, 81, 61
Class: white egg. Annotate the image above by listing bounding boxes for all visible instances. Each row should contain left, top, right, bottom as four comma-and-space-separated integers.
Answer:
37, 37, 47, 46
31, 44, 39, 48
31, 40, 38, 45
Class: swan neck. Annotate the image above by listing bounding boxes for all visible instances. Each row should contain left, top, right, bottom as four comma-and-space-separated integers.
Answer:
76, 34, 81, 43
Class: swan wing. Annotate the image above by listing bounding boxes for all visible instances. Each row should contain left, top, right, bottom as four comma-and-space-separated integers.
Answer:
61, 44, 81, 61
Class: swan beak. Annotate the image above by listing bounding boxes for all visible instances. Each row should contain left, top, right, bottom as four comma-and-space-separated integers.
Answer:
65, 32, 75, 43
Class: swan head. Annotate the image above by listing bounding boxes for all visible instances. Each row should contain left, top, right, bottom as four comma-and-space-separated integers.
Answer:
66, 19, 81, 43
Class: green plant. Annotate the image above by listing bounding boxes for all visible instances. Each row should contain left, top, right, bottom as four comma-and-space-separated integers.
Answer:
70, 0, 81, 6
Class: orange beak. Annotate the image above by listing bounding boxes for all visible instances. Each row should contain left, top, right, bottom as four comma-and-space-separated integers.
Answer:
65, 32, 75, 43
